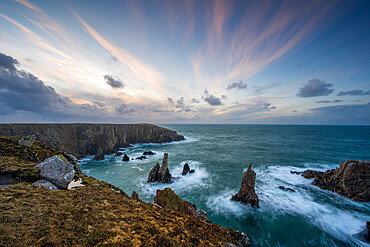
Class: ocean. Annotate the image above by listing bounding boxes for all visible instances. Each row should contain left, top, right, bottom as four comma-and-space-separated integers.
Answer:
80, 125, 370, 247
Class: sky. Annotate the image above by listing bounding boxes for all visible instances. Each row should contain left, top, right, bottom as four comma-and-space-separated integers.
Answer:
0, 0, 369, 124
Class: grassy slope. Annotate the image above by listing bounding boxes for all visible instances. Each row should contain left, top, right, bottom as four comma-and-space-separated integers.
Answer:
0, 136, 246, 246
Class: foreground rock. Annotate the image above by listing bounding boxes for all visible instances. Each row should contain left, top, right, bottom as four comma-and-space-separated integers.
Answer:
36, 155, 75, 189
232, 164, 259, 207
148, 153, 172, 183
154, 188, 197, 215
182, 163, 190, 175
300, 160, 370, 201
93, 148, 105, 161
131, 191, 139, 200
18, 134, 36, 147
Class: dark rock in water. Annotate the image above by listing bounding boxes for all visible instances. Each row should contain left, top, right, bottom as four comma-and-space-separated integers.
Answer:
154, 188, 196, 215
122, 154, 129, 162
302, 160, 370, 202
232, 164, 259, 207
278, 186, 296, 192
115, 151, 123, 156
182, 163, 190, 175
148, 163, 160, 182
131, 191, 139, 200
32, 180, 58, 190
93, 148, 105, 161
290, 171, 303, 175
18, 134, 36, 147
158, 153, 172, 183
136, 156, 147, 160
194, 209, 209, 221
189, 169, 195, 174
143, 151, 155, 155
366, 221, 370, 241
35, 155, 75, 189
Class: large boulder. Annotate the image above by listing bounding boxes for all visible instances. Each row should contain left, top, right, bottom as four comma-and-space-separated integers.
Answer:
154, 188, 196, 215
232, 164, 259, 207
158, 153, 172, 183
182, 163, 190, 175
35, 155, 75, 189
32, 180, 58, 190
18, 134, 36, 147
148, 162, 160, 182
93, 148, 105, 161
301, 160, 370, 201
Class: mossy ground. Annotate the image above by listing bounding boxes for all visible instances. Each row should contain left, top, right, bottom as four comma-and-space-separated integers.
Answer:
0, 136, 245, 246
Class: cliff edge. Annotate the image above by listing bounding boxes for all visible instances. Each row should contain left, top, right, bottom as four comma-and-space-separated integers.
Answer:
0, 123, 184, 158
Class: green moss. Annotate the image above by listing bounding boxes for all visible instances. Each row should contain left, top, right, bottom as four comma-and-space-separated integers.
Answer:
56, 154, 67, 163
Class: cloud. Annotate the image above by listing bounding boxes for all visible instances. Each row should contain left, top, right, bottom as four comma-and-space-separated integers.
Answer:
253, 82, 280, 94
227, 80, 247, 90
316, 100, 343, 103
0, 52, 101, 119
191, 98, 200, 103
337, 90, 370, 96
168, 97, 192, 112
104, 74, 124, 89
115, 103, 135, 115
297, 79, 334, 97
221, 95, 228, 100
202, 89, 222, 106
92, 101, 106, 107
167, 97, 174, 105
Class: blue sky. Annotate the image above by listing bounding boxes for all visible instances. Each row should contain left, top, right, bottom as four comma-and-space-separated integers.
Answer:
0, 0, 369, 124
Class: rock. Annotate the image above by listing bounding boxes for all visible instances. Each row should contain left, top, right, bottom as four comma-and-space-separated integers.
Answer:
189, 169, 195, 173
93, 148, 105, 161
122, 154, 129, 162
154, 188, 196, 215
148, 163, 160, 182
232, 164, 259, 207
35, 155, 75, 189
222, 232, 250, 247
132, 191, 139, 200
115, 151, 123, 156
158, 153, 172, 183
32, 180, 58, 190
143, 151, 155, 155
194, 209, 209, 220
278, 186, 296, 192
366, 221, 370, 241
302, 160, 370, 201
18, 134, 36, 147
182, 163, 190, 175
290, 171, 303, 175
136, 156, 147, 160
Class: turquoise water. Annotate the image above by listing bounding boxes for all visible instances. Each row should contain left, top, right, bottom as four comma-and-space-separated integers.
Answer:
80, 125, 370, 246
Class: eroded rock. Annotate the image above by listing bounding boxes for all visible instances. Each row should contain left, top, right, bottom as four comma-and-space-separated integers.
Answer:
143, 151, 155, 155
232, 164, 259, 207
132, 191, 139, 200
154, 188, 196, 215
148, 162, 160, 182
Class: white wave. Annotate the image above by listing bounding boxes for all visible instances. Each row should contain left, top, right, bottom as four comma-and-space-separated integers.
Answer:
128, 136, 198, 149
138, 160, 210, 196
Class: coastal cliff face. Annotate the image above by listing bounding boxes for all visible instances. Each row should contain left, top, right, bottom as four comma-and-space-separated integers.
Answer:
0, 123, 184, 158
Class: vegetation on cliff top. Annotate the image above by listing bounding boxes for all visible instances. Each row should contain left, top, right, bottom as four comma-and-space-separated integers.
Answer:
0, 136, 248, 246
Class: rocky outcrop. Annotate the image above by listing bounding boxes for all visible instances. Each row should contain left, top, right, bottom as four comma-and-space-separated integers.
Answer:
131, 191, 139, 200
182, 163, 190, 175
93, 148, 105, 161
143, 151, 155, 155
194, 210, 209, 221
32, 180, 58, 190
278, 186, 296, 192
136, 156, 147, 160
18, 134, 36, 147
154, 188, 197, 215
0, 123, 184, 158
122, 154, 129, 162
232, 164, 259, 207
147, 153, 173, 183
301, 160, 370, 201
36, 155, 75, 189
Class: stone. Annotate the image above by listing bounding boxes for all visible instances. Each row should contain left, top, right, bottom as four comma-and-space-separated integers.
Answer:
366, 221, 370, 241
148, 163, 160, 182
136, 156, 147, 160
93, 148, 105, 161
35, 155, 75, 189
278, 186, 296, 192
158, 153, 172, 183
143, 151, 155, 155
154, 188, 196, 215
232, 164, 259, 207
182, 163, 190, 175
32, 180, 58, 190
194, 209, 209, 220
132, 191, 139, 200
122, 154, 129, 162
290, 171, 303, 175
189, 169, 195, 173
18, 134, 36, 147
302, 160, 370, 201
115, 151, 123, 156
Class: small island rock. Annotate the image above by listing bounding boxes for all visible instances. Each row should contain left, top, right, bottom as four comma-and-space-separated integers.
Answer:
122, 154, 129, 162
232, 164, 259, 207
182, 163, 190, 175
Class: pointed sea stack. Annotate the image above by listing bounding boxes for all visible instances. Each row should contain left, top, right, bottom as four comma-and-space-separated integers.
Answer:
147, 153, 172, 183
122, 154, 129, 162
148, 162, 160, 182
232, 164, 259, 207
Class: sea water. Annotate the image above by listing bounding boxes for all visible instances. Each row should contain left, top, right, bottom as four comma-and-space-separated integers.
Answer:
80, 125, 370, 247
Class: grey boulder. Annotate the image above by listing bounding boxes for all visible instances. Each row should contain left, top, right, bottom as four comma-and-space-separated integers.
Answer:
18, 134, 36, 147
36, 155, 75, 189
32, 180, 58, 190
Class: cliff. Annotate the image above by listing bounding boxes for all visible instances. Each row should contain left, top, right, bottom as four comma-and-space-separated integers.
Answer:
0, 123, 184, 158
0, 136, 250, 246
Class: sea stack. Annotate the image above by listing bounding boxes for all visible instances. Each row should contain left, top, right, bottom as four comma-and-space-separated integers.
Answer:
182, 163, 190, 175
93, 148, 105, 161
232, 164, 259, 207
122, 154, 129, 162
147, 153, 172, 183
